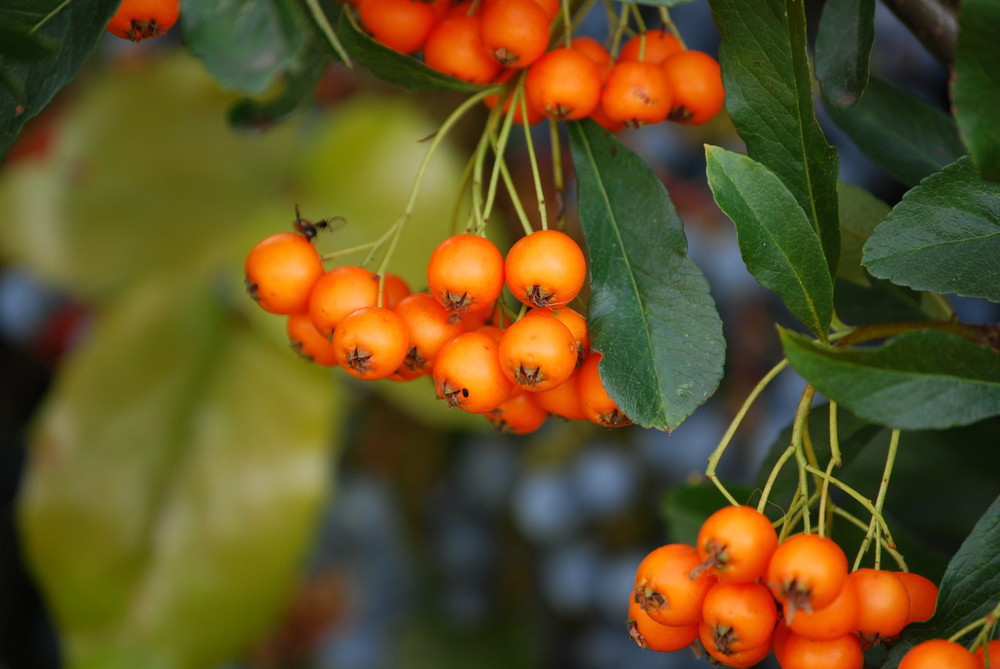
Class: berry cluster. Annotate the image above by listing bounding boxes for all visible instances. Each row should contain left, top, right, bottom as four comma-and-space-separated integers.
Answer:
351, 0, 725, 130
244, 212, 631, 434
629, 505, 941, 668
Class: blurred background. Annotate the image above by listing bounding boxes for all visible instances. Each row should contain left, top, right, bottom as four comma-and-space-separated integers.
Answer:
1, 2, 997, 669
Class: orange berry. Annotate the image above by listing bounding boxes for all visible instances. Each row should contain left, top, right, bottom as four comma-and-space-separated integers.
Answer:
600, 60, 673, 127
358, 0, 436, 53
498, 314, 578, 392
895, 571, 938, 624
106, 0, 180, 41
974, 639, 1000, 668
392, 292, 466, 376
627, 598, 699, 653
533, 369, 588, 420
766, 534, 849, 622
244, 232, 325, 315
424, 15, 504, 83
523, 306, 589, 365
849, 568, 911, 642
524, 47, 602, 120
571, 36, 611, 64
899, 639, 979, 669
427, 233, 506, 321
307, 265, 380, 337
381, 272, 411, 309
661, 50, 725, 125
618, 29, 682, 64
700, 581, 778, 655
777, 630, 864, 669
693, 505, 778, 584
484, 388, 548, 434
504, 229, 587, 308
480, 0, 551, 68
433, 331, 514, 413
286, 312, 338, 366
578, 352, 631, 427
633, 543, 717, 627
331, 306, 410, 380
787, 575, 859, 641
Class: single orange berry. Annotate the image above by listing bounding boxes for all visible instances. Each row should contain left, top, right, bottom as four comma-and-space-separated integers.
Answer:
700, 581, 778, 655
498, 314, 578, 392
524, 47, 602, 120
331, 306, 410, 380
618, 29, 683, 64
427, 233, 506, 321
392, 292, 466, 377
424, 15, 503, 83
766, 533, 849, 623
776, 630, 864, 669
692, 504, 778, 584
106, 0, 180, 41
523, 306, 589, 365
571, 36, 611, 64
433, 331, 514, 413
307, 265, 380, 338
895, 571, 938, 624
358, 0, 437, 54
504, 229, 587, 308
480, 0, 551, 68
973, 639, 1000, 668
849, 568, 911, 642
661, 50, 725, 125
787, 575, 859, 641
578, 352, 631, 427
533, 369, 588, 421
899, 639, 979, 669
633, 543, 717, 627
381, 272, 411, 309
627, 598, 699, 653
484, 389, 548, 434
244, 232, 325, 315
286, 312, 338, 366
600, 60, 673, 127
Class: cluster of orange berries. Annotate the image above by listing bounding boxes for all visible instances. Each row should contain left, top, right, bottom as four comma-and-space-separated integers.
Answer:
629, 505, 944, 668
350, 0, 725, 129
244, 213, 631, 433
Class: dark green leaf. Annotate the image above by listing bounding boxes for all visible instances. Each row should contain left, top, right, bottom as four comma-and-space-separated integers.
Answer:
815, 0, 874, 107
661, 481, 757, 547
568, 120, 725, 432
884, 494, 1000, 667
863, 157, 1000, 302
837, 182, 890, 286
780, 328, 1000, 430
228, 42, 328, 131
0, 0, 121, 162
0, 17, 57, 61
705, 146, 834, 339
18, 276, 340, 668
834, 277, 934, 326
825, 76, 966, 187
181, 0, 306, 96
953, 0, 1000, 181
334, 7, 487, 92
709, 0, 841, 276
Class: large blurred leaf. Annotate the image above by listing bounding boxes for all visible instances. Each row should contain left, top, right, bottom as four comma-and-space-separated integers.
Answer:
568, 120, 725, 432
815, 0, 874, 108
952, 0, 1000, 181
181, 0, 308, 96
18, 275, 340, 669
826, 76, 966, 187
706, 146, 833, 339
0, 54, 298, 301
780, 328, 1000, 430
0, 0, 121, 162
863, 157, 1000, 302
884, 494, 1000, 668
334, 8, 486, 93
709, 0, 841, 276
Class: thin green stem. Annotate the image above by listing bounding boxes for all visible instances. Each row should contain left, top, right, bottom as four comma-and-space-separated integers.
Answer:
710, 476, 741, 507
949, 600, 1000, 645
852, 430, 900, 570
829, 401, 842, 466
549, 118, 566, 229
519, 95, 548, 231
481, 89, 521, 229
831, 507, 908, 570
498, 154, 535, 237
791, 385, 817, 534
817, 457, 837, 538
757, 444, 795, 514
803, 464, 898, 550
320, 240, 379, 261
657, 6, 687, 49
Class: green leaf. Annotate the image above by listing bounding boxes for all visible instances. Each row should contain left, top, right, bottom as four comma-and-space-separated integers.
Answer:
825, 76, 967, 187
863, 156, 1000, 302
568, 120, 725, 432
815, 0, 874, 108
884, 494, 1000, 668
334, 7, 487, 93
0, 16, 57, 61
709, 0, 841, 276
836, 182, 890, 286
180, 0, 307, 96
0, 0, 121, 162
705, 146, 834, 339
953, 0, 1000, 181
17, 276, 340, 669
834, 278, 934, 326
227, 43, 328, 131
780, 328, 1000, 430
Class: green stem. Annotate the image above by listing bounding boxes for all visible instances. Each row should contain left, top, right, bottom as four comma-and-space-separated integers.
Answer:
791, 386, 817, 534
836, 320, 996, 349
498, 155, 535, 236
802, 464, 898, 550
831, 507, 908, 570
549, 118, 566, 229
852, 430, 900, 570
519, 95, 548, 231
757, 444, 795, 514
828, 401, 842, 466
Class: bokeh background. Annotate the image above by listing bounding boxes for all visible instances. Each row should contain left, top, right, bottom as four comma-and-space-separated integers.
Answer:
1, 3, 997, 669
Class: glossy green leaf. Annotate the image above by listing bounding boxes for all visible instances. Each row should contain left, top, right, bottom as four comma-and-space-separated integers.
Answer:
334, 7, 486, 93
825, 76, 966, 187
568, 120, 725, 432
780, 328, 1000, 430
815, 0, 874, 107
837, 182, 890, 286
709, 0, 841, 276
863, 157, 1000, 302
953, 0, 1000, 181
884, 494, 1000, 668
0, 0, 121, 162
706, 146, 833, 339
18, 276, 340, 669
181, 0, 307, 96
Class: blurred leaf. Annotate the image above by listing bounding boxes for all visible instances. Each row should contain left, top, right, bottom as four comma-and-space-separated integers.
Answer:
334, 8, 486, 92
953, 0, 1000, 181
884, 494, 1000, 667
815, 0, 874, 107
0, 0, 121, 162
181, 0, 308, 96
227, 46, 327, 131
836, 182, 889, 286
780, 328, 1000, 430
825, 76, 966, 187
18, 275, 340, 669
834, 277, 932, 326
0, 54, 299, 301
706, 146, 833, 339
709, 0, 841, 276
661, 481, 757, 547
863, 157, 1000, 302
568, 120, 725, 432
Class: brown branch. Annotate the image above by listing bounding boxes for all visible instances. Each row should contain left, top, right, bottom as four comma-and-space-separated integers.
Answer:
879, 0, 959, 66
